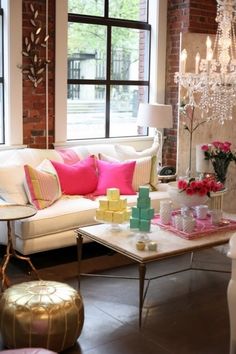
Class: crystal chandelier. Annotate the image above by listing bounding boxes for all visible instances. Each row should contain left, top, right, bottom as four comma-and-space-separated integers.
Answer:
175, 0, 236, 124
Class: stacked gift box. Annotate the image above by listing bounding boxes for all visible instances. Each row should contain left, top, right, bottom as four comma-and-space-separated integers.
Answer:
96, 188, 131, 223
130, 186, 154, 232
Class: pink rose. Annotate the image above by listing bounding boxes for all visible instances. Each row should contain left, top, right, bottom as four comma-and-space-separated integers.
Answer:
201, 144, 209, 151
178, 180, 187, 190
186, 187, 194, 195
212, 141, 221, 148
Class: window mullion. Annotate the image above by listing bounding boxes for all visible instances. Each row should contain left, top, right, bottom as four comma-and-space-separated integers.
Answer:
105, 24, 111, 138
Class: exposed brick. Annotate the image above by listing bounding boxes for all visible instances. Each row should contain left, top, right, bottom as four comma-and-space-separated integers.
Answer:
164, 0, 217, 167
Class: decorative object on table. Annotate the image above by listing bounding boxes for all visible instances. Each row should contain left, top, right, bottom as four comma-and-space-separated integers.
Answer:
168, 177, 223, 208
195, 205, 208, 220
201, 141, 236, 184
182, 215, 196, 233
18, 4, 50, 87
95, 188, 131, 228
0, 280, 84, 352
159, 200, 172, 225
136, 103, 173, 167
175, 0, 236, 125
130, 186, 154, 233
152, 212, 236, 240
179, 99, 207, 177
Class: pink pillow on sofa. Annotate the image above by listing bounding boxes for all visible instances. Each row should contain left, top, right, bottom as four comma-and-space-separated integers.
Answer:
93, 159, 136, 196
51, 156, 98, 195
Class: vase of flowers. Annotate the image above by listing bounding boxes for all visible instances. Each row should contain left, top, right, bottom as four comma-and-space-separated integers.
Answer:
201, 141, 236, 184
168, 177, 223, 208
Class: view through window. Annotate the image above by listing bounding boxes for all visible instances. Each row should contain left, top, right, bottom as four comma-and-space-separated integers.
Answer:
0, 1, 4, 144
67, 0, 150, 140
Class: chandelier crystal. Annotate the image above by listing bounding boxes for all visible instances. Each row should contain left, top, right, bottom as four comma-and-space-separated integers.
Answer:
175, 0, 236, 124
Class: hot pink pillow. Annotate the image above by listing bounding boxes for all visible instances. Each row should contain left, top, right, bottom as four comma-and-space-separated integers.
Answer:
51, 156, 98, 195
94, 159, 136, 196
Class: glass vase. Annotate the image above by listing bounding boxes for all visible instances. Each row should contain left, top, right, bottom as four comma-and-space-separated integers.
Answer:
212, 158, 231, 185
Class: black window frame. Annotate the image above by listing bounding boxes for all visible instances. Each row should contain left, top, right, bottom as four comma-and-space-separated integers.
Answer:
67, 0, 151, 140
0, 1, 4, 144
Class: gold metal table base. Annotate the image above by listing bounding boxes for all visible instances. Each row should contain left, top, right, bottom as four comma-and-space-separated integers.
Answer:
0, 220, 40, 290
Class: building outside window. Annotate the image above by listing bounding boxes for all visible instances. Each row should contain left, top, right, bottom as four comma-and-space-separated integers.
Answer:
67, 0, 150, 140
0, 0, 4, 144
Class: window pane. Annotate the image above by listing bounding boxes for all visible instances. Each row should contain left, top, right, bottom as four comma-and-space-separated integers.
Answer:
0, 84, 3, 143
68, 0, 104, 17
109, 0, 148, 22
67, 84, 106, 139
111, 27, 149, 81
110, 85, 148, 137
68, 23, 107, 80
0, 15, 2, 77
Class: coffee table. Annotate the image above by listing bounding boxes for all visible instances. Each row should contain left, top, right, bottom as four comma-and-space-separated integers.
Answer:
76, 222, 235, 327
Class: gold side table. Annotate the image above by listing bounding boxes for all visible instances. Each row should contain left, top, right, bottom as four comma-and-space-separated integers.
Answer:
0, 204, 40, 290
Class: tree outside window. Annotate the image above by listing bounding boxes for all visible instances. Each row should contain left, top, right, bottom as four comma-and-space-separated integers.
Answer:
67, 0, 150, 140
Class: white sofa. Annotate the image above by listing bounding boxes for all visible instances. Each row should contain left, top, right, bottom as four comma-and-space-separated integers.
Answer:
0, 143, 170, 255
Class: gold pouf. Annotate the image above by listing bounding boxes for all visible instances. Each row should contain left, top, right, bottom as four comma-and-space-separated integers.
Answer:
0, 280, 84, 352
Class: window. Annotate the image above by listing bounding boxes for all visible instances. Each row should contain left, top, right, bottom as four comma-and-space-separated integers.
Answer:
67, 0, 150, 140
0, 1, 4, 144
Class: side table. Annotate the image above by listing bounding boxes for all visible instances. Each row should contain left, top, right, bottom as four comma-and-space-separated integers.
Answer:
0, 204, 40, 290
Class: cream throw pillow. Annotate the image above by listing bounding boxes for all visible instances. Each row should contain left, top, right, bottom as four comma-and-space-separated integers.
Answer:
114, 141, 159, 160
99, 153, 158, 191
0, 165, 28, 205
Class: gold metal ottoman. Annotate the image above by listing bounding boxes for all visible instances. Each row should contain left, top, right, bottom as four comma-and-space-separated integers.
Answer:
0, 280, 84, 352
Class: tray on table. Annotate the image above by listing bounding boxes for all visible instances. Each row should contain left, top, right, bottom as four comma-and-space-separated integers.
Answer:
152, 211, 236, 240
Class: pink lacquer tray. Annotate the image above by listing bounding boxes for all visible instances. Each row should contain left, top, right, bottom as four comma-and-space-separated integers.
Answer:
152, 211, 236, 240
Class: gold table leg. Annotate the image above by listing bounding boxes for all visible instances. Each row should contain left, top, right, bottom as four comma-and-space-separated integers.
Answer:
139, 263, 146, 328
0, 220, 40, 290
76, 232, 83, 291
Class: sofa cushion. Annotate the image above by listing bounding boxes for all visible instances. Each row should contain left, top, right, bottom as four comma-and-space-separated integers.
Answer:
24, 164, 61, 210
99, 153, 157, 191
93, 159, 136, 196
51, 156, 98, 195
115, 141, 159, 160
56, 148, 80, 165
0, 165, 28, 205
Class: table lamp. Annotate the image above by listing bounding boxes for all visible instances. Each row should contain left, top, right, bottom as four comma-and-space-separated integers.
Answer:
137, 103, 173, 166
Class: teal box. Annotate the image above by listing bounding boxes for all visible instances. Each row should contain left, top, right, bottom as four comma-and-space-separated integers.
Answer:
138, 186, 150, 198
130, 217, 140, 229
139, 219, 151, 232
132, 207, 140, 218
137, 197, 151, 209
140, 207, 155, 220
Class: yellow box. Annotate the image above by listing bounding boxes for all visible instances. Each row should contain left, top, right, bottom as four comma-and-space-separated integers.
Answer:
119, 198, 127, 209
96, 209, 104, 220
124, 209, 131, 221
104, 210, 113, 222
99, 199, 109, 210
113, 211, 125, 223
109, 200, 121, 211
107, 188, 120, 201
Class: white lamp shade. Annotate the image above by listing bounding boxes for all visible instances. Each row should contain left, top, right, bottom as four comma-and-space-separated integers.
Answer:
137, 103, 173, 129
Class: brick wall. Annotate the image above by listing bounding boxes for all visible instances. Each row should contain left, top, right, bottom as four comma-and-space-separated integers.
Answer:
163, 0, 217, 168
22, 0, 55, 148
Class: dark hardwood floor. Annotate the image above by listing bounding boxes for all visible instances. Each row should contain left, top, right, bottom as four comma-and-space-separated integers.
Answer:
0, 244, 232, 354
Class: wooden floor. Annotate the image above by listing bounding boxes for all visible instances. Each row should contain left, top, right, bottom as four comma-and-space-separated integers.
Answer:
0, 243, 232, 354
